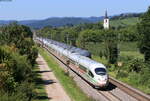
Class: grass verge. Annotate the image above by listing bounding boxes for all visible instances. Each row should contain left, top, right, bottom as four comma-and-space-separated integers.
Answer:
39, 48, 95, 101
33, 66, 49, 101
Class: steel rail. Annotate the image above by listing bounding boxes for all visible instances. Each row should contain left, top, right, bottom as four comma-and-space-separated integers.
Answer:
98, 90, 121, 101
109, 77, 150, 101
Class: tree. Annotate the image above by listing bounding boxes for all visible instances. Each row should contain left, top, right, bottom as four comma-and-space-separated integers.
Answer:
0, 23, 38, 66
137, 7, 150, 62
61, 28, 78, 46
0, 23, 33, 45
0, 23, 37, 101
0, 46, 33, 92
103, 30, 119, 64
77, 29, 102, 48
118, 25, 139, 42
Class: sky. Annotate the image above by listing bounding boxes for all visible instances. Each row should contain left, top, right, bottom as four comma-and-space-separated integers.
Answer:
0, 0, 150, 20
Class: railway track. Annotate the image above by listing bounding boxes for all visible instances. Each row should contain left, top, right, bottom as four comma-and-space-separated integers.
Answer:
109, 77, 150, 101
39, 43, 150, 101
98, 90, 121, 101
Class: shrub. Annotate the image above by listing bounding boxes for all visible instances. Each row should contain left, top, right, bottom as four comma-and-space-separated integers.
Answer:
116, 70, 128, 79
139, 66, 150, 86
0, 46, 33, 91
28, 46, 38, 66
16, 82, 36, 101
128, 72, 141, 85
125, 58, 144, 73
10, 53, 32, 82
0, 91, 27, 101
128, 62, 150, 87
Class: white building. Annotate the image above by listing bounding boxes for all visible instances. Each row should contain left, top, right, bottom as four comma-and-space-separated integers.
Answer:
103, 10, 109, 29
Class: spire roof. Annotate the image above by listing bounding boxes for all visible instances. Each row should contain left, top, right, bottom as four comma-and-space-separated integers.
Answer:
105, 10, 108, 18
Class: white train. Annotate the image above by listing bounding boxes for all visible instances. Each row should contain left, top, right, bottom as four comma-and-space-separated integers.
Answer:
36, 37, 109, 88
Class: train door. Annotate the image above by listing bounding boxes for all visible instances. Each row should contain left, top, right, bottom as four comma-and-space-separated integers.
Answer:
86, 70, 94, 84
88, 70, 94, 78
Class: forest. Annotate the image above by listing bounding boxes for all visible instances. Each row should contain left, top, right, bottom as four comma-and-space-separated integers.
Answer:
37, 8, 150, 94
0, 23, 38, 101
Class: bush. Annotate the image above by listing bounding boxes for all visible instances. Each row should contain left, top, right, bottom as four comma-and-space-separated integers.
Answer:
128, 72, 141, 85
116, 70, 128, 79
0, 46, 33, 91
16, 82, 36, 101
28, 46, 38, 66
0, 91, 27, 101
139, 66, 150, 86
125, 58, 144, 73
127, 62, 150, 87
10, 53, 32, 82
119, 55, 134, 62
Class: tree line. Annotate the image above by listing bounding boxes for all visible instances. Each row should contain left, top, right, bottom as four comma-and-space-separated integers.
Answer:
0, 23, 38, 101
111, 13, 142, 20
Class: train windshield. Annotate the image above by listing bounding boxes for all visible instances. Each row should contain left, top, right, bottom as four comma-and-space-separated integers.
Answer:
95, 68, 106, 76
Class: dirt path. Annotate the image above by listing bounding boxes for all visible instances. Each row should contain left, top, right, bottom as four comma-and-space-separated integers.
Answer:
36, 54, 71, 101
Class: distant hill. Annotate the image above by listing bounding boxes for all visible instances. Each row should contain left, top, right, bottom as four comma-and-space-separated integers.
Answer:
0, 17, 104, 29
0, 20, 16, 25
0, 13, 143, 29
24, 17, 105, 29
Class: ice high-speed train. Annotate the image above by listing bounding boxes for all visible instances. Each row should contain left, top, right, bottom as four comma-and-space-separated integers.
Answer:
36, 37, 109, 88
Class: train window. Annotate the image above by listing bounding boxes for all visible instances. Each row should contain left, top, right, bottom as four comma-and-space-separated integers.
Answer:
69, 59, 75, 64
95, 68, 106, 76
88, 71, 94, 78
79, 65, 87, 72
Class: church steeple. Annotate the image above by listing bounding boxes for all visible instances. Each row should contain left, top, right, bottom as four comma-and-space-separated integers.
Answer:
103, 10, 109, 29
105, 10, 108, 18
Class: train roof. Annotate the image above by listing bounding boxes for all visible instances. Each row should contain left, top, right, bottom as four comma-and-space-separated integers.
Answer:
37, 37, 106, 72
41, 37, 91, 58
79, 56, 105, 68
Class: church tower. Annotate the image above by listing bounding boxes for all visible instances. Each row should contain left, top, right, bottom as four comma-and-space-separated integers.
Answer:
103, 10, 109, 29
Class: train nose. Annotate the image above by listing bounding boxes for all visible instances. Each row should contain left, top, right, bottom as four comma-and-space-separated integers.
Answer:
99, 81, 107, 87
99, 83, 106, 87
98, 78, 108, 87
